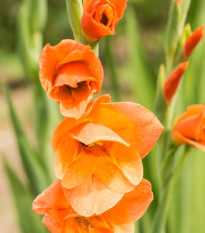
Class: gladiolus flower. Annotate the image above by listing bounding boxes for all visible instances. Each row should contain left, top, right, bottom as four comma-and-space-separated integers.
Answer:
173, 105, 205, 151
81, 0, 128, 42
32, 179, 153, 233
184, 25, 204, 58
163, 62, 189, 103
51, 95, 163, 215
39, 39, 103, 119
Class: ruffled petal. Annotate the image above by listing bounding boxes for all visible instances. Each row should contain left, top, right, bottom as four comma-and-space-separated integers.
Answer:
54, 138, 79, 180
87, 102, 163, 158
70, 122, 129, 146
32, 180, 69, 216
62, 150, 98, 189
114, 179, 153, 222
174, 112, 204, 140
110, 143, 143, 187
51, 95, 111, 152
173, 131, 205, 151
94, 156, 136, 193
63, 175, 124, 217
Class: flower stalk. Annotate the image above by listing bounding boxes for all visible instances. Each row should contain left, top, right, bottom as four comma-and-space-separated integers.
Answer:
66, 0, 83, 43
151, 146, 190, 233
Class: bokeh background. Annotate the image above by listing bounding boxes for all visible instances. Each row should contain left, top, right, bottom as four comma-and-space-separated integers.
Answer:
0, 0, 205, 233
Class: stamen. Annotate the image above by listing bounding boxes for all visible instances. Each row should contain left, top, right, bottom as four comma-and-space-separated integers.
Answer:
100, 13, 109, 26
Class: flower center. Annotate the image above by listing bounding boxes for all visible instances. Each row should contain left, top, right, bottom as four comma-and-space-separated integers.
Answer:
75, 217, 93, 230
100, 12, 109, 26
81, 141, 104, 148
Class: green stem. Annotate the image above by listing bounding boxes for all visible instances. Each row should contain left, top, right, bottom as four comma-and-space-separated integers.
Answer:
66, 0, 83, 43
151, 146, 190, 233
105, 37, 121, 101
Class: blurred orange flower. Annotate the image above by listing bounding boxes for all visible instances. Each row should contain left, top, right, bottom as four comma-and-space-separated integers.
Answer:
51, 95, 163, 215
173, 105, 205, 151
184, 25, 204, 58
39, 39, 103, 119
32, 179, 153, 233
163, 62, 189, 103
81, 0, 128, 42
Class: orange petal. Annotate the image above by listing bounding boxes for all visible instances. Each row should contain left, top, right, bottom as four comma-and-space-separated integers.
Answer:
109, 0, 128, 18
109, 143, 143, 187
81, 0, 127, 41
32, 180, 69, 216
176, 105, 205, 122
40, 40, 84, 93
42, 215, 63, 233
70, 122, 129, 146
187, 104, 205, 112
63, 175, 124, 217
51, 118, 83, 152
53, 62, 96, 88
60, 95, 92, 119
54, 138, 79, 180
174, 112, 204, 140
103, 211, 134, 233
62, 150, 98, 189
87, 102, 163, 158
85, 94, 111, 116
184, 25, 204, 58
94, 156, 136, 193
163, 62, 189, 103
173, 131, 205, 151
71, 82, 92, 101
81, 12, 116, 41
40, 40, 104, 119
57, 45, 103, 94
51, 95, 111, 152
114, 179, 153, 222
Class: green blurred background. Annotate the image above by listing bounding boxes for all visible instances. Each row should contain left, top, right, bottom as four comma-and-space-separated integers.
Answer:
0, 0, 205, 233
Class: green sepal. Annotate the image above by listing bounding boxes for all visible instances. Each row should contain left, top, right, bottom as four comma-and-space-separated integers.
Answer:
155, 64, 168, 124
175, 24, 192, 63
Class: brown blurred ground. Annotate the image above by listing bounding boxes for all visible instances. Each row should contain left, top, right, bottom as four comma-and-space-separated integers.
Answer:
0, 87, 33, 233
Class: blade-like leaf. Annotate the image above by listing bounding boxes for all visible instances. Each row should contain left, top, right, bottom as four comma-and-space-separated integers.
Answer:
2, 84, 52, 195
3, 159, 48, 233
125, 6, 155, 110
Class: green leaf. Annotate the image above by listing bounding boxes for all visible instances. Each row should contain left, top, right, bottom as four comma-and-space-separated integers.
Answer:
33, 82, 50, 155
29, 0, 48, 33
125, 7, 155, 110
3, 159, 48, 233
2, 84, 51, 195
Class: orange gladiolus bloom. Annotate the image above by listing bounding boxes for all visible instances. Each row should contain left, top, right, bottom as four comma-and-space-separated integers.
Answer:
173, 105, 205, 151
163, 62, 189, 103
33, 179, 153, 233
51, 95, 163, 215
184, 25, 204, 58
81, 0, 128, 42
39, 39, 103, 119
